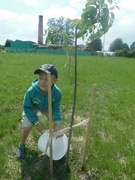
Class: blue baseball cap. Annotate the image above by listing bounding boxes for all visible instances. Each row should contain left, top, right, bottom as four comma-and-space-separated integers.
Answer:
34, 64, 58, 78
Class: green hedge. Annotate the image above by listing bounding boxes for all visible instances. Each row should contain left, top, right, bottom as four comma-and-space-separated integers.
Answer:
5, 47, 91, 56
116, 49, 135, 58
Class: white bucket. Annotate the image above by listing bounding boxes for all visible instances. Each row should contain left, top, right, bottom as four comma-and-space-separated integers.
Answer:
38, 133, 68, 160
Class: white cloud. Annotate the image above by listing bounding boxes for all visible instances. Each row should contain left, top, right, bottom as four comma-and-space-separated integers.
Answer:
24, 0, 41, 7
119, 15, 134, 25
43, 5, 79, 21
0, 10, 37, 27
69, 0, 85, 9
119, 0, 135, 10
0, 10, 38, 43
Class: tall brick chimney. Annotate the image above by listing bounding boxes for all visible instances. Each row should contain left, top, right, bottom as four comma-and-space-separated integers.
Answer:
38, 15, 43, 45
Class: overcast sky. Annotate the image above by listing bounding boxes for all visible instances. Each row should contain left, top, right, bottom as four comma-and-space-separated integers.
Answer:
0, 0, 134, 50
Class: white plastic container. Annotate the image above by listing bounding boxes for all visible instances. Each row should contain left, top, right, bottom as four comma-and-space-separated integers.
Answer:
38, 133, 68, 160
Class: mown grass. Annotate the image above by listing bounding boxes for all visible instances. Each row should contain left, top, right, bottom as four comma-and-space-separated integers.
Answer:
0, 52, 135, 179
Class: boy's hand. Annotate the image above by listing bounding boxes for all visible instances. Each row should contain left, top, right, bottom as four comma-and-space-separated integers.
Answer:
53, 123, 63, 138
53, 123, 61, 132
36, 122, 45, 134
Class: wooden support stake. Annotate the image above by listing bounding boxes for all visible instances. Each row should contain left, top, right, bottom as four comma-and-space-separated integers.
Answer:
82, 84, 96, 169
47, 72, 53, 176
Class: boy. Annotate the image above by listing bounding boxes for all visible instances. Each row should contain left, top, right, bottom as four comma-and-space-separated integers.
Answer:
16, 64, 62, 160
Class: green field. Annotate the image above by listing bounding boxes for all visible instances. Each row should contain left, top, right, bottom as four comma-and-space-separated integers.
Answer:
0, 52, 135, 179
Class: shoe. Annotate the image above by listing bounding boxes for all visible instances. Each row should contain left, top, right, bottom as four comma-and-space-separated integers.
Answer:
16, 146, 26, 160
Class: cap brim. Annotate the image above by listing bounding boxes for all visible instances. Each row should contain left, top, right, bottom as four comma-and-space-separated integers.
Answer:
34, 69, 41, 74
34, 68, 51, 74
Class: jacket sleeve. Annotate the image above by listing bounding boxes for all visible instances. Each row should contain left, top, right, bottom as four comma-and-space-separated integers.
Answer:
52, 90, 62, 123
23, 91, 39, 125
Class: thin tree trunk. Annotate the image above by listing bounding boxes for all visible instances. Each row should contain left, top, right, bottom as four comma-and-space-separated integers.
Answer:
66, 27, 77, 170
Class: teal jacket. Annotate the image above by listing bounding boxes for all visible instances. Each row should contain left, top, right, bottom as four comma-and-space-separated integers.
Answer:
23, 79, 62, 125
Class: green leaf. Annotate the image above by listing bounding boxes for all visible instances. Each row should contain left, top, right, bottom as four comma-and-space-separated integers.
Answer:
100, 18, 108, 32
71, 19, 81, 27
108, 0, 112, 4
82, 34, 85, 41
91, 29, 104, 41
98, 0, 105, 4
116, 5, 120, 10
110, 12, 115, 23
103, 8, 109, 20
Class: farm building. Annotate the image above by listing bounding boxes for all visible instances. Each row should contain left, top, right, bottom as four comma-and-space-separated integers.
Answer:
5, 40, 92, 56
6, 40, 39, 53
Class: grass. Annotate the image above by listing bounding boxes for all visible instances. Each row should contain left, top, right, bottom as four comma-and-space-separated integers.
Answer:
0, 52, 135, 179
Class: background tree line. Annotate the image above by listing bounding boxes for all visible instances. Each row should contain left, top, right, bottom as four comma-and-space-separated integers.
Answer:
109, 38, 135, 51
109, 38, 135, 58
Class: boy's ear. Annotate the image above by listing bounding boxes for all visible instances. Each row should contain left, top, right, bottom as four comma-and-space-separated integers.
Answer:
52, 76, 58, 83
54, 78, 58, 83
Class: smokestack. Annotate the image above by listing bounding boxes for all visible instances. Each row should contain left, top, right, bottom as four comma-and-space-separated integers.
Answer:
38, 15, 43, 45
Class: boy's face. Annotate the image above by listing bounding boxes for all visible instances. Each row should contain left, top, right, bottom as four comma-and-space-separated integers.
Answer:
38, 72, 57, 93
